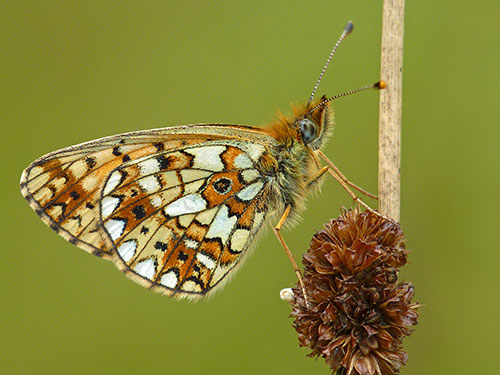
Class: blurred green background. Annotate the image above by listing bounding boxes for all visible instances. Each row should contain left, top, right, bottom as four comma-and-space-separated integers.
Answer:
1, 1, 499, 374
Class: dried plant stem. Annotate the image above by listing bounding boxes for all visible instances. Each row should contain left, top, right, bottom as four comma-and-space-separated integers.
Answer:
378, 0, 405, 221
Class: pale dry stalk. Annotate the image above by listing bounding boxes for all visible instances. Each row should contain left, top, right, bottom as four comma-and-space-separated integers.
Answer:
378, 0, 405, 221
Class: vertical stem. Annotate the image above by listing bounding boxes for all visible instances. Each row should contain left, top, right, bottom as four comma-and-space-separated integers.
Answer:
378, 0, 405, 221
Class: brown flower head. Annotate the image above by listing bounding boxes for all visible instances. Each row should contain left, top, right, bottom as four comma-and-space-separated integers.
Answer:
291, 209, 418, 375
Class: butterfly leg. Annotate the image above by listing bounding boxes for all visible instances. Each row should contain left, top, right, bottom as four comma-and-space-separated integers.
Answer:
316, 152, 394, 221
306, 166, 329, 187
272, 206, 310, 309
328, 168, 381, 216
317, 150, 378, 199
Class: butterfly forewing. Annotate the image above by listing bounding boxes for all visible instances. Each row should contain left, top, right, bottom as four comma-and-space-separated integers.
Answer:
21, 126, 275, 298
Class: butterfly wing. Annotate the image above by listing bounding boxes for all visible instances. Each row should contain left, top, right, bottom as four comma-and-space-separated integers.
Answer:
21, 125, 275, 298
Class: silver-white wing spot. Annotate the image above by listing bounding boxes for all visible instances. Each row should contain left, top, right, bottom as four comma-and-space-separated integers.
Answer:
184, 238, 199, 249
206, 205, 237, 244
160, 271, 178, 288
164, 193, 207, 216
105, 219, 126, 241
103, 170, 124, 195
101, 196, 121, 218
138, 157, 161, 174
117, 240, 137, 262
237, 181, 264, 201
185, 146, 225, 171
196, 253, 216, 270
134, 258, 156, 279
138, 175, 161, 193
242, 143, 266, 162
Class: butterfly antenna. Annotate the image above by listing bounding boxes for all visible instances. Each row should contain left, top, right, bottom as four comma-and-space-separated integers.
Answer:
310, 81, 386, 113
308, 20, 354, 104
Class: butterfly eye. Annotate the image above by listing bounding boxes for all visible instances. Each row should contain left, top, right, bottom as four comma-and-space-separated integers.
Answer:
299, 119, 318, 144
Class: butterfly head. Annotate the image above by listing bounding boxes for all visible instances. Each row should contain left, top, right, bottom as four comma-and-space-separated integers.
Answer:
295, 80, 385, 150
296, 95, 333, 151
264, 96, 333, 151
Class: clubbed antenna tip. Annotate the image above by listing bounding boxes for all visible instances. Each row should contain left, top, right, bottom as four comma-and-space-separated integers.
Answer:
376, 80, 387, 89
344, 20, 354, 35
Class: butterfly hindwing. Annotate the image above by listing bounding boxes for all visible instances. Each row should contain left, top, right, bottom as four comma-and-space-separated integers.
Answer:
21, 126, 276, 298
99, 141, 270, 297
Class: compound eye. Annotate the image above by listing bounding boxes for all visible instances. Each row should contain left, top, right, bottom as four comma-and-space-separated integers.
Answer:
299, 118, 318, 144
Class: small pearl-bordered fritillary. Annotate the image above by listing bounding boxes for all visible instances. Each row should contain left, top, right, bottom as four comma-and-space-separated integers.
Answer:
20, 21, 382, 300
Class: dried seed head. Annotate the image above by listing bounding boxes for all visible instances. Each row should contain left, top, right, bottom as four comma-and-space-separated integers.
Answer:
290, 209, 418, 375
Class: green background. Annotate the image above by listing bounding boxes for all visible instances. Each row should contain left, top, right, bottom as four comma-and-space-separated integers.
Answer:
1, 1, 499, 374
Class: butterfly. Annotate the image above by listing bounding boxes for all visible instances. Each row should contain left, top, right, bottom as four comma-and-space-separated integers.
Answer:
20, 21, 382, 300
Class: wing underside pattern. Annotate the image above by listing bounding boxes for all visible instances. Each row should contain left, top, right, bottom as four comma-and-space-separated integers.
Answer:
99, 143, 269, 296
20, 127, 274, 297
